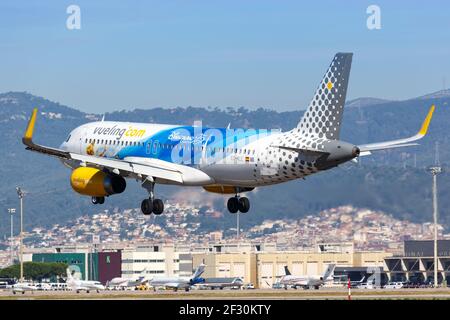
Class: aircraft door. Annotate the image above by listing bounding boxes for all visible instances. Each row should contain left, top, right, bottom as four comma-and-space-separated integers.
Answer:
146, 140, 152, 155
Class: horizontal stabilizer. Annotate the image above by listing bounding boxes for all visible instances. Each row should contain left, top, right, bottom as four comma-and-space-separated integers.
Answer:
358, 105, 434, 153
274, 145, 329, 156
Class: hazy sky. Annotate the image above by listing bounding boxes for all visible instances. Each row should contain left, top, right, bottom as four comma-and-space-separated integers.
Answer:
1, 1, 449, 113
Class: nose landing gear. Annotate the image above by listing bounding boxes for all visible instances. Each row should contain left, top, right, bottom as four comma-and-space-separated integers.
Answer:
91, 196, 105, 205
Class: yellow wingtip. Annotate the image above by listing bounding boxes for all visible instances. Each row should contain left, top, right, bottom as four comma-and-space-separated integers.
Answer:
418, 104, 435, 136
24, 108, 38, 141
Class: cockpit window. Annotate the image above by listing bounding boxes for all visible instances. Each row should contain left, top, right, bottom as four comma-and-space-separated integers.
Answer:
65, 134, 71, 142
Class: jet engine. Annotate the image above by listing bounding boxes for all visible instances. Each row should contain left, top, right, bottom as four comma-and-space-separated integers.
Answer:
70, 167, 126, 197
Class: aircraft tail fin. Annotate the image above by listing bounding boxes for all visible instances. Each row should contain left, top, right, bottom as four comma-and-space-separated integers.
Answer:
192, 264, 206, 279
297, 53, 353, 140
322, 264, 336, 280
66, 268, 74, 280
140, 268, 147, 276
284, 266, 291, 276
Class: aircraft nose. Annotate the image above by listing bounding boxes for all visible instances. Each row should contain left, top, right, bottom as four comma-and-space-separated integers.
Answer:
352, 146, 360, 157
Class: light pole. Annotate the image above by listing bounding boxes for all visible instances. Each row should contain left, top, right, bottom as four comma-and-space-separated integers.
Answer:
7, 208, 16, 266
16, 187, 25, 282
237, 211, 240, 243
428, 165, 441, 288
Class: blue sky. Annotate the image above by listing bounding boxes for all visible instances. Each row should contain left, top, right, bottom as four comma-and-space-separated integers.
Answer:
0, 1, 449, 113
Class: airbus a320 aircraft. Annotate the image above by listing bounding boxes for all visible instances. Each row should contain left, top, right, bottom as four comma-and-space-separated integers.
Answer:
22, 53, 435, 215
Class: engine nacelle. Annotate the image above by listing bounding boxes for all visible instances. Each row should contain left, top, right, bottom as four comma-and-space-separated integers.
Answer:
70, 167, 126, 197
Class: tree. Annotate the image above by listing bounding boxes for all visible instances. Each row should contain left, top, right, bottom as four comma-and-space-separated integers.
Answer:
0, 262, 68, 281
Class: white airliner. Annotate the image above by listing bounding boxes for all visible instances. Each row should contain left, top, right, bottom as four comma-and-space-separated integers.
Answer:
280, 264, 336, 290
66, 269, 105, 293
149, 264, 205, 292
107, 268, 148, 289
22, 53, 435, 215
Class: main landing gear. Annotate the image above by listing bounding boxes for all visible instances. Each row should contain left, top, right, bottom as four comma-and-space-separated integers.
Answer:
141, 178, 164, 215
227, 196, 250, 214
141, 198, 164, 215
91, 196, 105, 205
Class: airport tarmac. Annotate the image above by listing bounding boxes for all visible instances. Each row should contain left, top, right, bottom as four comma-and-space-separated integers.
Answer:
1, 288, 450, 300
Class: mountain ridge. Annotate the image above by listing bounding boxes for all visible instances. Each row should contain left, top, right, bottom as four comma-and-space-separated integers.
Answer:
1, 90, 449, 238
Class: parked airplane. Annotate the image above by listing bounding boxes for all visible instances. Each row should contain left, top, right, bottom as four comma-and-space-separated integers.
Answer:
349, 276, 366, 288
199, 277, 244, 290
11, 282, 38, 294
66, 269, 105, 293
22, 53, 435, 215
280, 264, 336, 289
107, 268, 148, 289
149, 264, 205, 292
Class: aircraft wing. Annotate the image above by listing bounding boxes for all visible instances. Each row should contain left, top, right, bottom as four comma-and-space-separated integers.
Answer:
70, 154, 183, 183
358, 105, 435, 154
21, 108, 200, 184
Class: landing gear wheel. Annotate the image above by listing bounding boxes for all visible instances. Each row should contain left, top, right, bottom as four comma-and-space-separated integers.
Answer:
152, 199, 164, 215
92, 196, 105, 205
227, 197, 239, 214
238, 197, 250, 213
141, 199, 153, 215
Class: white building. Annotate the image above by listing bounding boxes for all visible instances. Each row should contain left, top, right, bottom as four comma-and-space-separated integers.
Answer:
121, 244, 193, 278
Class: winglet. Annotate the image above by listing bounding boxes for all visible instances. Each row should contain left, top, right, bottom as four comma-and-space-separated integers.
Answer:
21, 109, 69, 158
23, 108, 38, 145
418, 104, 435, 136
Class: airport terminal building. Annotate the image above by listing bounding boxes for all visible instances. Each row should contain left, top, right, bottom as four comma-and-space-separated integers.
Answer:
25, 241, 390, 287
191, 242, 389, 288
384, 240, 450, 283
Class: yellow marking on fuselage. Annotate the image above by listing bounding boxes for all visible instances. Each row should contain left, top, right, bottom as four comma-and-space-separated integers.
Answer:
124, 127, 146, 138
